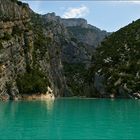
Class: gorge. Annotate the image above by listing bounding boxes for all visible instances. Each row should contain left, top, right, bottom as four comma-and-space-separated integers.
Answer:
0, 0, 140, 100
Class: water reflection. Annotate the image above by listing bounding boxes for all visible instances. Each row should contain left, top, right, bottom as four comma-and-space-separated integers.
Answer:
40, 100, 54, 113
0, 100, 55, 127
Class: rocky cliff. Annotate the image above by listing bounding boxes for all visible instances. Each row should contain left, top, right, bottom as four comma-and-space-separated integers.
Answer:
62, 17, 109, 47
45, 13, 109, 57
0, 0, 109, 100
42, 13, 109, 96
0, 0, 33, 100
62, 18, 88, 28
0, 0, 70, 100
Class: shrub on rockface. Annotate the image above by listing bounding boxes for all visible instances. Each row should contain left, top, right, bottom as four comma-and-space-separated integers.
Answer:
12, 26, 23, 36
16, 69, 50, 94
0, 42, 3, 50
63, 63, 90, 96
3, 33, 12, 40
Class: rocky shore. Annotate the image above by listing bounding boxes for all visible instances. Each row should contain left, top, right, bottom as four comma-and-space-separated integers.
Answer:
0, 86, 55, 101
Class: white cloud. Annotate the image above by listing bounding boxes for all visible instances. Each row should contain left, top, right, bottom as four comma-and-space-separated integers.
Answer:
62, 5, 89, 18
111, 1, 140, 4
131, 1, 140, 4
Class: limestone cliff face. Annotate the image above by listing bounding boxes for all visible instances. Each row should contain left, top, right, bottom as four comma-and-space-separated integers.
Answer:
62, 18, 88, 28
43, 13, 109, 96
0, 0, 69, 100
44, 13, 109, 65
0, 0, 33, 100
45, 13, 109, 49
34, 13, 70, 97
62, 18, 109, 47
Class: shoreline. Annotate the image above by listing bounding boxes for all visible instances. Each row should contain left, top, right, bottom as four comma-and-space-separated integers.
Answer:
0, 93, 55, 101
0, 94, 133, 101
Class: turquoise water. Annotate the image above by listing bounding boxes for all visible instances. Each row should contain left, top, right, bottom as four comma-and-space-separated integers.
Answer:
0, 99, 140, 139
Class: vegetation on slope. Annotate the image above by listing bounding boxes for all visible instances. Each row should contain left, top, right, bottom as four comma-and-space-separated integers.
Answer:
89, 19, 140, 97
16, 13, 51, 95
63, 63, 88, 96
17, 69, 50, 94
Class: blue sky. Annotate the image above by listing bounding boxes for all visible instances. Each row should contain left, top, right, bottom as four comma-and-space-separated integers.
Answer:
21, 1, 140, 32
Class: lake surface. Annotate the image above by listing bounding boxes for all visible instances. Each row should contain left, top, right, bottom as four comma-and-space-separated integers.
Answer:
0, 99, 140, 139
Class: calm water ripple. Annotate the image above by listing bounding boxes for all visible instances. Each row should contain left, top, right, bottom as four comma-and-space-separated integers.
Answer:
0, 99, 140, 139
